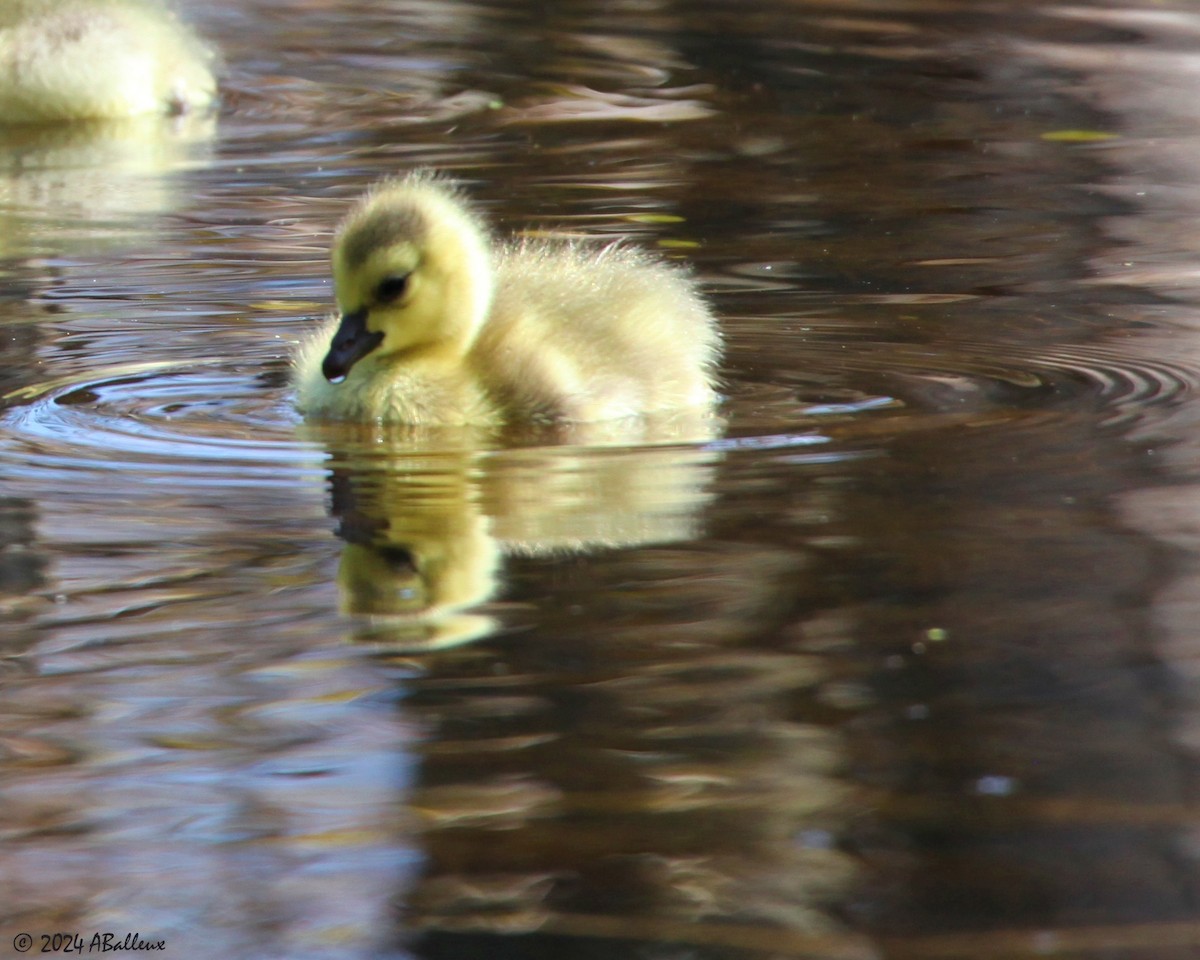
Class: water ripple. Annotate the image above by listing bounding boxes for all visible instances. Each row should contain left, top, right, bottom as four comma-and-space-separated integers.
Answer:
730, 320, 1199, 422
1, 359, 324, 487
1022, 343, 1195, 409
2, 330, 1194, 494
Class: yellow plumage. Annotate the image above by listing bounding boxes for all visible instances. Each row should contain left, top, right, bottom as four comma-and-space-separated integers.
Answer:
0, 0, 216, 122
293, 172, 722, 426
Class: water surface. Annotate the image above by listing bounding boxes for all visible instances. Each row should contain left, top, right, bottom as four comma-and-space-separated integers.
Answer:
2, 1, 1200, 958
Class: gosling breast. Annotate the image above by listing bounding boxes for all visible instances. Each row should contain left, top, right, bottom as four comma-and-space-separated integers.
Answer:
293, 174, 722, 426
0, 0, 217, 122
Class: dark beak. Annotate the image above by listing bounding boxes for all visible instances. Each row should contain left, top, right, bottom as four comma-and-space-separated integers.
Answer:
322, 308, 384, 383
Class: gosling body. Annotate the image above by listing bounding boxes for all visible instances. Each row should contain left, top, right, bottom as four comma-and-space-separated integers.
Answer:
293, 174, 722, 426
0, 0, 216, 122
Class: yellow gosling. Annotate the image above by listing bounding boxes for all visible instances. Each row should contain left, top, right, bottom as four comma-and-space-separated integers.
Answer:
0, 0, 216, 122
293, 172, 722, 426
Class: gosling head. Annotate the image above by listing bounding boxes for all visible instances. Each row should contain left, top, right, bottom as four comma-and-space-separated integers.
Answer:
322, 175, 495, 383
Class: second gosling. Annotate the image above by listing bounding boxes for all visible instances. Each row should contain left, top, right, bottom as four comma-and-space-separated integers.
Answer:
292, 173, 722, 426
0, 0, 216, 123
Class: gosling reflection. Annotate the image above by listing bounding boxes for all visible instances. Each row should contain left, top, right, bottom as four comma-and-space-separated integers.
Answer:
332, 454, 502, 650
323, 420, 721, 651
0, 113, 214, 257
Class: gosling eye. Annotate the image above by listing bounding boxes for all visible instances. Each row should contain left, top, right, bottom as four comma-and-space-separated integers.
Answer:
375, 274, 410, 305
377, 545, 417, 574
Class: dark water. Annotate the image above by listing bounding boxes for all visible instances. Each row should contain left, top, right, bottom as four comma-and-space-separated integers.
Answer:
2, 1, 1200, 958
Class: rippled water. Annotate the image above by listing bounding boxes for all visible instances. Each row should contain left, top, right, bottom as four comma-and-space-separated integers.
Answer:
4, 1, 1200, 958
